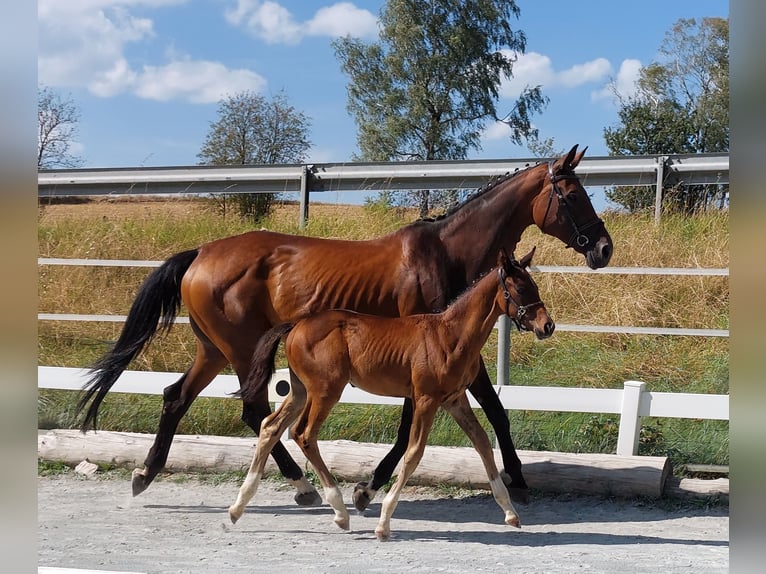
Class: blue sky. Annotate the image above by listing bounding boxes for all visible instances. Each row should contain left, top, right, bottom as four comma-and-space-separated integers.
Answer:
38, 1, 729, 208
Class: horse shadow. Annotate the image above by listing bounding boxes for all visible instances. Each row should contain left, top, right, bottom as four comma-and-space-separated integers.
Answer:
142, 492, 728, 548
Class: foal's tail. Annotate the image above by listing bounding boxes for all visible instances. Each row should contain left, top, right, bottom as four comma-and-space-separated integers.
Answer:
76, 248, 200, 432
236, 323, 295, 404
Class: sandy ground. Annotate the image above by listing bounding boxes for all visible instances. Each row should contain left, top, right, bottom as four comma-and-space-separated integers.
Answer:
38, 473, 728, 574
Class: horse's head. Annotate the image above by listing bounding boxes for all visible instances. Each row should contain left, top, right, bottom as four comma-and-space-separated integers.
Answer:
532, 145, 613, 269
496, 247, 554, 340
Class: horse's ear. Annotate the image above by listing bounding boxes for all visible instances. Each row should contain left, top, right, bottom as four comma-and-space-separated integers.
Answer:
561, 144, 578, 169
498, 247, 511, 268
570, 145, 587, 169
519, 246, 536, 269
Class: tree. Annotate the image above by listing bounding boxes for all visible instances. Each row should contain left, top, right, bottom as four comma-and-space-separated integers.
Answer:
198, 90, 312, 222
38, 85, 82, 169
604, 17, 729, 213
333, 0, 547, 217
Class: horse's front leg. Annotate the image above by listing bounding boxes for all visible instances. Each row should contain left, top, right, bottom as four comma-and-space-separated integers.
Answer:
352, 397, 413, 512
467, 360, 529, 504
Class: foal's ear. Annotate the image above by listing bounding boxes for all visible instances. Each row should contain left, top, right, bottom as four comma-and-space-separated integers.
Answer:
498, 247, 511, 268
519, 246, 536, 269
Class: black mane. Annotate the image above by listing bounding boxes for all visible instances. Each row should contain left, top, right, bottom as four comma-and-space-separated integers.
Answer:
416, 162, 538, 223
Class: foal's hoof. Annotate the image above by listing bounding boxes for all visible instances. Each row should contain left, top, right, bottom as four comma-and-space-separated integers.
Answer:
131, 469, 150, 497
228, 507, 242, 524
352, 482, 374, 512
294, 490, 323, 507
508, 486, 530, 505
505, 513, 521, 528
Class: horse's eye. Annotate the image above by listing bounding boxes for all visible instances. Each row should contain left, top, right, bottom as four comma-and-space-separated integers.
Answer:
566, 191, 578, 202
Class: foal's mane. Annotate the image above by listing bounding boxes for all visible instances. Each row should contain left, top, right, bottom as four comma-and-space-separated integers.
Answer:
416, 161, 539, 223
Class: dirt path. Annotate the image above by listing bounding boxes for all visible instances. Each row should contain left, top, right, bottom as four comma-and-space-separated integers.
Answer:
38, 473, 728, 574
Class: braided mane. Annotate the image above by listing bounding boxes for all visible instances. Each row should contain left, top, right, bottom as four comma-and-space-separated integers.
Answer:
417, 162, 539, 223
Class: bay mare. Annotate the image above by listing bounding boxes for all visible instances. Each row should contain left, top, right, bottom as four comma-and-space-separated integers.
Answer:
229, 249, 553, 539
77, 145, 612, 507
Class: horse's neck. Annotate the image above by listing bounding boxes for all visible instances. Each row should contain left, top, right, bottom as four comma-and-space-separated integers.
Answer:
437, 170, 539, 281
441, 272, 503, 352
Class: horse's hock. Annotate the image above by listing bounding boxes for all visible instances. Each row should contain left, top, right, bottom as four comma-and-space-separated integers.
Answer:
37, 429, 726, 499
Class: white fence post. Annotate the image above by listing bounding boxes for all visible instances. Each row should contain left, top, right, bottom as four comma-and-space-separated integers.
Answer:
616, 380, 646, 456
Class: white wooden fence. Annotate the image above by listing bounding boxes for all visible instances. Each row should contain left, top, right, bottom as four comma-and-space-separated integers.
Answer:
37, 257, 729, 457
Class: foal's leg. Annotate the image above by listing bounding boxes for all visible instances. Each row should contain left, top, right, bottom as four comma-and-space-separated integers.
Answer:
292, 392, 350, 531
352, 397, 413, 511
467, 359, 529, 504
131, 340, 228, 496
442, 394, 520, 528
233, 358, 321, 507
375, 396, 439, 541
229, 385, 307, 524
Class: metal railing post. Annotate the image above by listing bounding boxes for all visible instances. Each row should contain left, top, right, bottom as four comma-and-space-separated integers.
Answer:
299, 165, 309, 230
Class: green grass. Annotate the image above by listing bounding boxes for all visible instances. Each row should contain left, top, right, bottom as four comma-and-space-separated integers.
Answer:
37, 199, 729, 471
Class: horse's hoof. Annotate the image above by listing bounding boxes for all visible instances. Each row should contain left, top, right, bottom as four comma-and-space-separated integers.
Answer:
228, 507, 241, 524
505, 513, 521, 528
131, 470, 149, 497
352, 482, 374, 512
294, 490, 323, 506
374, 526, 391, 541
334, 516, 350, 530
508, 486, 530, 505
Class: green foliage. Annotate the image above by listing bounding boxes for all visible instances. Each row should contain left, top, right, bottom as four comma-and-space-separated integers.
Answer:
603, 17, 729, 213
197, 90, 311, 223
333, 0, 547, 216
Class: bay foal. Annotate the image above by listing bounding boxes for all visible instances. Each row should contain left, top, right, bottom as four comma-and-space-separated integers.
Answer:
229, 248, 553, 540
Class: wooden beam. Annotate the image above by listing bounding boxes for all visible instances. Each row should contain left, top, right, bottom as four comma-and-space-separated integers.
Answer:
38, 430, 675, 499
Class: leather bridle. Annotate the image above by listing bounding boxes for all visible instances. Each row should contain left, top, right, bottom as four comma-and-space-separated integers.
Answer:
544, 161, 604, 249
497, 265, 544, 332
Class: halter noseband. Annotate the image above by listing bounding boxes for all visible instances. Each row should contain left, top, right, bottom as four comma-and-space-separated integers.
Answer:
544, 161, 604, 249
497, 266, 544, 331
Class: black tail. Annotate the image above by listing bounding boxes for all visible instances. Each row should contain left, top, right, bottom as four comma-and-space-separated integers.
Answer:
236, 323, 295, 404
76, 248, 200, 432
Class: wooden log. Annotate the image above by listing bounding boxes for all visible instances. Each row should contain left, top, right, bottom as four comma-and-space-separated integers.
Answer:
664, 476, 729, 499
38, 429, 671, 498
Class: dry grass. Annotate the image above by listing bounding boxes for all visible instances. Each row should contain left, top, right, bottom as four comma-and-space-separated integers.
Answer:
37, 197, 729, 465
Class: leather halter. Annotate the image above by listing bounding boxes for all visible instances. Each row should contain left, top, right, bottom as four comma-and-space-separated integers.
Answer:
497, 265, 544, 332
544, 161, 604, 249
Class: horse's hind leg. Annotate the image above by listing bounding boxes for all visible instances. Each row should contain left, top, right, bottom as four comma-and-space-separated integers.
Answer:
229, 386, 306, 524
442, 394, 520, 528
353, 397, 413, 512
468, 360, 529, 504
238, 368, 321, 507
132, 341, 227, 496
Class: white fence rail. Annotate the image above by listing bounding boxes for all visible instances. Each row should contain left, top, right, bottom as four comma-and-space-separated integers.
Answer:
37, 366, 728, 457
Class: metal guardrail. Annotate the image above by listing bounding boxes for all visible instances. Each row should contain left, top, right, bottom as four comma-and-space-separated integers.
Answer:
38, 153, 729, 196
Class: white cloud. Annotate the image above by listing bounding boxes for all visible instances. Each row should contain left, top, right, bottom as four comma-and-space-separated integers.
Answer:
134, 60, 266, 103
482, 121, 514, 142
227, 1, 378, 43
306, 3, 379, 39
38, 0, 267, 103
591, 59, 643, 103
558, 58, 612, 87
499, 51, 613, 99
